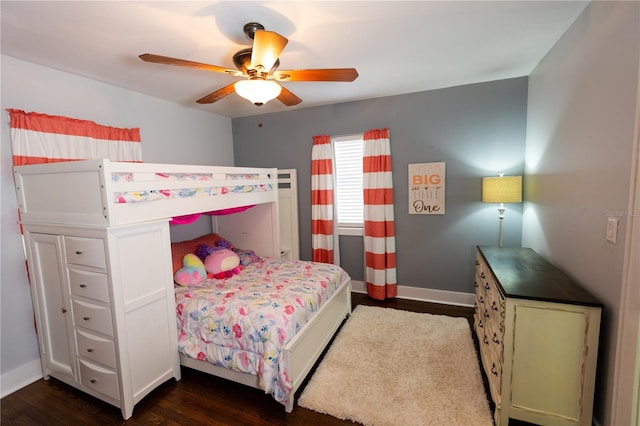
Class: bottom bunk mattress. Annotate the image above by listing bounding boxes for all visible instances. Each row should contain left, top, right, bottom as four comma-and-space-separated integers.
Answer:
174, 257, 350, 405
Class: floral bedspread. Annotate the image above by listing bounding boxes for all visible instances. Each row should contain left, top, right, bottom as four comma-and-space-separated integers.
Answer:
174, 258, 349, 405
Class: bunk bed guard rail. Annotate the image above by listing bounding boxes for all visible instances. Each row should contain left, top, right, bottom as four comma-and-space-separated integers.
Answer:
14, 159, 279, 227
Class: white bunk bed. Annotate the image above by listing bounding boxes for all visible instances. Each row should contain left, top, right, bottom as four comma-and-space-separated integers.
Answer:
277, 169, 300, 260
13, 159, 351, 417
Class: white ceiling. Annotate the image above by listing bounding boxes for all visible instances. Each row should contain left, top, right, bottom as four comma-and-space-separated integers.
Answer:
1, 1, 589, 119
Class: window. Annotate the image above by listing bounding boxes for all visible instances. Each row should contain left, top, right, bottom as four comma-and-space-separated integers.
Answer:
333, 134, 363, 235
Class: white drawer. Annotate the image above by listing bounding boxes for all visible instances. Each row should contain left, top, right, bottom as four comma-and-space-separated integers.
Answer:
72, 299, 113, 336
69, 269, 110, 303
76, 329, 116, 369
64, 237, 106, 269
79, 359, 119, 400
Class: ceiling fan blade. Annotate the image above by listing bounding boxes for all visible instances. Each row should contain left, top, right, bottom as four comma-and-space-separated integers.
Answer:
272, 68, 359, 82
196, 83, 236, 104
277, 86, 302, 106
140, 53, 243, 77
250, 30, 288, 72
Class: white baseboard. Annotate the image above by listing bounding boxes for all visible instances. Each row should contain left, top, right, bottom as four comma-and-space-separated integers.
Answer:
1, 359, 43, 398
350, 280, 475, 307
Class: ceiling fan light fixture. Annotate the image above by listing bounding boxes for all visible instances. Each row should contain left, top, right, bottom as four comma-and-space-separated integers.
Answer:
234, 79, 281, 106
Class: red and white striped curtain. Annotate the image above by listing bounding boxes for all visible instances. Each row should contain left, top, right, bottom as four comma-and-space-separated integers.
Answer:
8, 109, 142, 166
311, 134, 335, 263
363, 128, 397, 300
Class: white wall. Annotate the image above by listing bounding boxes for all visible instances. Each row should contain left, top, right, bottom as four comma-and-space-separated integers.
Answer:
523, 2, 640, 424
0, 55, 234, 396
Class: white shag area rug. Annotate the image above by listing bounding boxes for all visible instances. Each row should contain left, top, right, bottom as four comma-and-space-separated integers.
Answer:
298, 305, 492, 426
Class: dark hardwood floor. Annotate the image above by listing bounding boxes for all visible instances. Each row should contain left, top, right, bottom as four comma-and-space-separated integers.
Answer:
1, 293, 482, 426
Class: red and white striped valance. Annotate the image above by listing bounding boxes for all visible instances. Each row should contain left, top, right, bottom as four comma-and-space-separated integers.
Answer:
8, 109, 142, 166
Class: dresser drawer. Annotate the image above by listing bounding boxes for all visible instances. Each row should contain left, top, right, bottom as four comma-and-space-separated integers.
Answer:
79, 359, 119, 400
475, 271, 485, 298
72, 299, 113, 336
473, 312, 484, 334
65, 237, 106, 269
76, 329, 116, 369
69, 269, 110, 302
487, 292, 501, 324
476, 253, 491, 280
489, 343, 503, 400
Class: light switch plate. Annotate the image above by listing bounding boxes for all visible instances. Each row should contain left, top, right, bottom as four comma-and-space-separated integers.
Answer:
606, 218, 619, 244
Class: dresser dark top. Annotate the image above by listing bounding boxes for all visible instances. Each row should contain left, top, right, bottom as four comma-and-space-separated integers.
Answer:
477, 246, 603, 307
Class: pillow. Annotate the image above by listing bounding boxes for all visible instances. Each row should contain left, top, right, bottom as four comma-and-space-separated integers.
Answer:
171, 233, 225, 274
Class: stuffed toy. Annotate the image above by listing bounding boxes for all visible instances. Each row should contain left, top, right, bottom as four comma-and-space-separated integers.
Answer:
174, 253, 207, 286
195, 239, 233, 262
204, 248, 242, 279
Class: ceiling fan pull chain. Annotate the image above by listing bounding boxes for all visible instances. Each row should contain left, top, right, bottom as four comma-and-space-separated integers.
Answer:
256, 104, 263, 128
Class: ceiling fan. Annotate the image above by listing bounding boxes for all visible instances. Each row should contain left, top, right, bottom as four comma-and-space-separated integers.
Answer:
139, 22, 359, 107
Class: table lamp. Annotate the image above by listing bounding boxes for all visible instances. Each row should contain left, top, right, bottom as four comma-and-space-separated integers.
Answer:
482, 174, 522, 247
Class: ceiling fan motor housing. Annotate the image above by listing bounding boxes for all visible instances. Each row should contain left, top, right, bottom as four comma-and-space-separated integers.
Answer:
233, 48, 279, 77
243, 22, 265, 40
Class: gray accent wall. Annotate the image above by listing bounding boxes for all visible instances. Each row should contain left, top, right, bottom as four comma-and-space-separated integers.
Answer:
233, 77, 528, 294
523, 2, 639, 424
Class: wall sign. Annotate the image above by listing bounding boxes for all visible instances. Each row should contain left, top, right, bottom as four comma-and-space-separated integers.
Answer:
408, 162, 445, 215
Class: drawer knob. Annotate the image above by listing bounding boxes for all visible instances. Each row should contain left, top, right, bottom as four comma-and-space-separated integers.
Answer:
475, 260, 479, 265
87, 348, 94, 353
79, 284, 87, 288
61, 307, 67, 314
493, 333, 500, 343
90, 378, 97, 384
75, 250, 84, 255
484, 283, 490, 290
484, 335, 489, 345
83, 316, 91, 321
491, 364, 498, 376
491, 301, 498, 311
480, 272, 485, 279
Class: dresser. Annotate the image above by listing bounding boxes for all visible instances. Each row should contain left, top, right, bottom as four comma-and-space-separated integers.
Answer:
474, 246, 602, 426
24, 220, 180, 419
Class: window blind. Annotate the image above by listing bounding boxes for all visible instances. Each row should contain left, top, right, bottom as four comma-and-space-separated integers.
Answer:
333, 136, 363, 226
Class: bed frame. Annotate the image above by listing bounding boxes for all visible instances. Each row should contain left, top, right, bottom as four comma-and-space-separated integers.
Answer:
179, 276, 351, 412
14, 159, 352, 414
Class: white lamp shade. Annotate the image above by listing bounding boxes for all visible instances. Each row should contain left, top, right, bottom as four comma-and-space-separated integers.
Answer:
234, 80, 282, 105
482, 176, 522, 203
